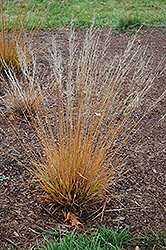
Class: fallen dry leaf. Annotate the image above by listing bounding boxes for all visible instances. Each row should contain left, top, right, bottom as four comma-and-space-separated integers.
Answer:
64, 212, 83, 229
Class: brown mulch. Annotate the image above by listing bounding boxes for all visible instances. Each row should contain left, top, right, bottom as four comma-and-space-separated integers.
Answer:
0, 27, 166, 249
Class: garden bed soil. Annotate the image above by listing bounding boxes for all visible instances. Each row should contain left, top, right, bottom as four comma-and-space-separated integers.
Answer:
0, 27, 166, 249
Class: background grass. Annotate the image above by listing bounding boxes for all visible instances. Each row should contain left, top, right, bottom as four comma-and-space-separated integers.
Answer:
5, 226, 166, 250
2, 0, 166, 30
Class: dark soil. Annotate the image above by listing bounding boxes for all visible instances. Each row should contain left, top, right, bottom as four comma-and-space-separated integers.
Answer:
0, 27, 166, 250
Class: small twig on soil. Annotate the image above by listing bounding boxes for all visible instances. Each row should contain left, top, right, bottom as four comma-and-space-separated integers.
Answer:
82, 206, 103, 221
23, 234, 42, 246
91, 212, 103, 221
41, 205, 63, 224
105, 207, 140, 212
29, 227, 41, 234
91, 207, 141, 221
156, 198, 163, 207
101, 199, 107, 221
0, 230, 21, 250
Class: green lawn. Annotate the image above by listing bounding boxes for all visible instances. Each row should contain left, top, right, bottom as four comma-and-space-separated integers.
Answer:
3, 0, 166, 30
5, 226, 166, 250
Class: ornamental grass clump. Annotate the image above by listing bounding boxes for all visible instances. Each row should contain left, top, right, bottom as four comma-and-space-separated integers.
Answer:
2, 77, 42, 119
4, 27, 165, 212
0, 0, 43, 72
1, 54, 44, 119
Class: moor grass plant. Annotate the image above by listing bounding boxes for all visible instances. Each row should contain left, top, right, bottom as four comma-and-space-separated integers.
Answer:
0, 0, 43, 72
3, 26, 165, 213
1, 53, 44, 118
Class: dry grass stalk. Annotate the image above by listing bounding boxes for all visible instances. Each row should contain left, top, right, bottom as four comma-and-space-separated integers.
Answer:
3, 27, 165, 212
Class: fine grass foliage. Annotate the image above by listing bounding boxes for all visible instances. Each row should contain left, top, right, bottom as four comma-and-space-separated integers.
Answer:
1, 55, 44, 119
3, 225, 132, 249
0, 0, 44, 72
4, 26, 165, 213
98, 225, 131, 249
113, 15, 145, 33
35, 225, 131, 250
4, 227, 166, 250
135, 229, 166, 249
